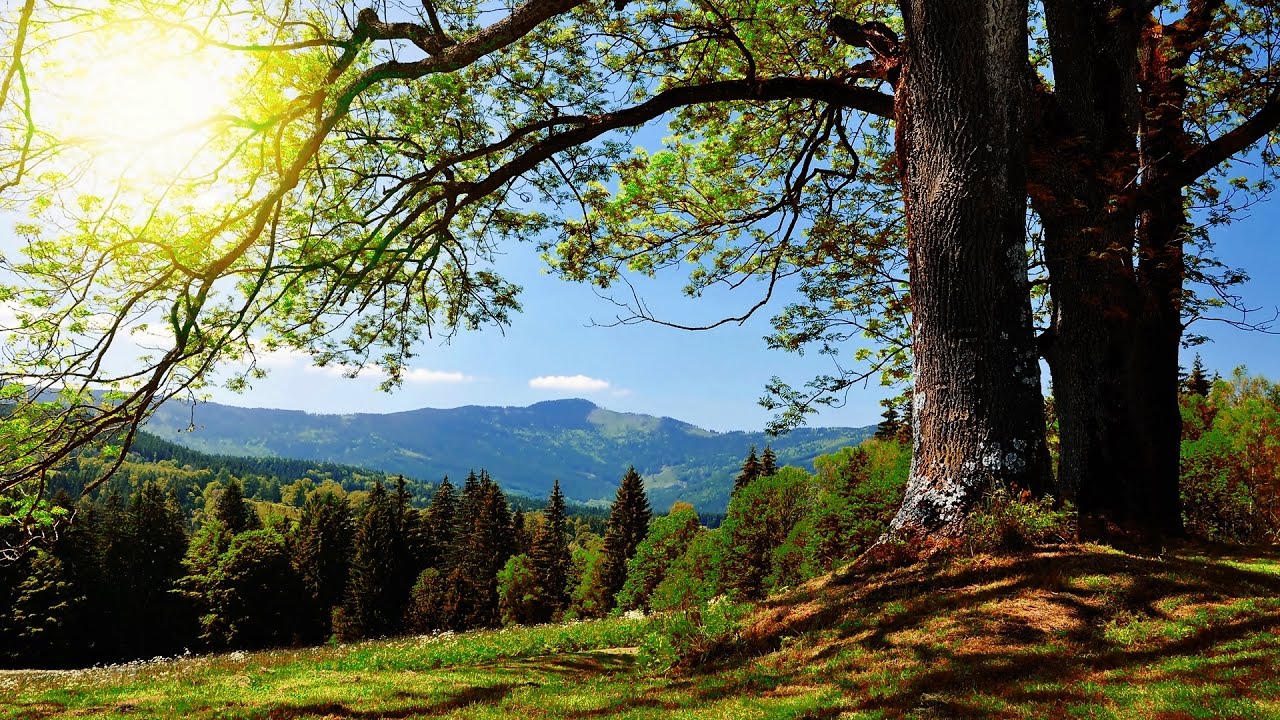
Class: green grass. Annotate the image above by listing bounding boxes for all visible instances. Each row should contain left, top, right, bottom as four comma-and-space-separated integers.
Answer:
3, 544, 1280, 719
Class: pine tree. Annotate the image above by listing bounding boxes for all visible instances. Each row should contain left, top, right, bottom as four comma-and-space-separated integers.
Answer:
875, 402, 902, 440
760, 446, 779, 477
452, 473, 515, 628
425, 476, 457, 569
336, 481, 400, 640
120, 482, 189, 657
1183, 354, 1213, 397
212, 479, 259, 535
734, 447, 762, 493
290, 489, 354, 641
529, 480, 571, 621
511, 507, 530, 557
391, 476, 429, 618
596, 466, 652, 613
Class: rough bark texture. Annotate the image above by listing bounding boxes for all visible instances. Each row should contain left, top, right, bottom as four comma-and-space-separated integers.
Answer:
1030, 3, 1185, 540
888, 0, 1053, 541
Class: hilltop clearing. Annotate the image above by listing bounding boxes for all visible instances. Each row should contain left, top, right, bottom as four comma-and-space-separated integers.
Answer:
4, 542, 1279, 719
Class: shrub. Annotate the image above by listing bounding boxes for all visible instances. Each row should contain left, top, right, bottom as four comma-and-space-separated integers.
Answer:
637, 598, 750, 673
496, 554, 541, 626
649, 528, 725, 612
615, 507, 701, 613
964, 487, 1074, 553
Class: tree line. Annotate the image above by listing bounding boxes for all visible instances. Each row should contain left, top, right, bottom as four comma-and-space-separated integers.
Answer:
5, 357, 1280, 669
0, 466, 652, 668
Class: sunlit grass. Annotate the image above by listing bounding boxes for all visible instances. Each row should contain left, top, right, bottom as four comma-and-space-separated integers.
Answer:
3, 545, 1280, 719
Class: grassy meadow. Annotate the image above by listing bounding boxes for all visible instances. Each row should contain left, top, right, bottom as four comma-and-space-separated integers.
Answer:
4, 543, 1280, 719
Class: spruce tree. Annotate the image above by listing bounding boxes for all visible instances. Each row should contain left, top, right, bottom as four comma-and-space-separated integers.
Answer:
1183, 354, 1213, 398
425, 476, 457, 569
336, 481, 400, 640
511, 507, 530, 557
529, 480, 571, 621
596, 466, 652, 612
760, 446, 779, 477
290, 489, 354, 641
734, 447, 762, 493
391, 476, 429, 616
120, 482, 189, 657
875, 402, 902, 440
452, 473, 515, 628
212, 479, 259, 535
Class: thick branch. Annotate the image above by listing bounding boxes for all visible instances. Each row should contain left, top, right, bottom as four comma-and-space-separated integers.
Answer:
1169, 89, 1280, 190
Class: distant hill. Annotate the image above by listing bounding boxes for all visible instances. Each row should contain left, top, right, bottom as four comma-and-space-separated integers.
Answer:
145, 398, 874, 512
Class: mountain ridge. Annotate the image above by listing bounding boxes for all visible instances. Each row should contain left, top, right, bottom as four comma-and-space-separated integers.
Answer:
145, 398, 874, 511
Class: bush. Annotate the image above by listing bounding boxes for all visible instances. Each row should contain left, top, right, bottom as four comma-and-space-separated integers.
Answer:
964, 487, 1074, 553
496, 554, 541, 626
614, 507, 701, 613
719, 467, 813, 600
649, 528, 725, 612
637, 598, 750, 673
805, 440, 909, 575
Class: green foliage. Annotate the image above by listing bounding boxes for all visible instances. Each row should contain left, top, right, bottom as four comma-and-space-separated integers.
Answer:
615, 506, 701, 613
113, 482, 190, 657
336, 481, 401, 640
212, 479, 260, 536
7, 548, 83, 667
1181, 367, 1280, 542
290, 489, 354, 642
497, 554, 542, 626
195, 528, 302, 650
596, 466, 653, 613
403, 568, 459, 634
804, 440, 909, 575
720, 466, 813, 600
568, 534, 608, 619
963, 487, 1075, 553
637, 599, 751, 673
528, 479, 571, 621
734, 446, 761, 494
424, 477, 457, 569
649, 528, 726, 613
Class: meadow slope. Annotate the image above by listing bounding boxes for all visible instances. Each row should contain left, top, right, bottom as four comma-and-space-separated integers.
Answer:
4, 543, 1279, 719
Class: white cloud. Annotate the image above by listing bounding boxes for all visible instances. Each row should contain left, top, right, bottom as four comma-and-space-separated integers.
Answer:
529, 374, 611, 393
303, 362, 472, 384
404, 368, 473, 384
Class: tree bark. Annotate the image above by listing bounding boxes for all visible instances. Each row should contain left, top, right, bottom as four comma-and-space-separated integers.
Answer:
1031, 4, 1185, 541
887, 0, 1053, 542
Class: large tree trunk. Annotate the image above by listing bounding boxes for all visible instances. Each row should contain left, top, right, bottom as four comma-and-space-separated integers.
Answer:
1031, 4, 1185, 541
887, 0, 1053, 542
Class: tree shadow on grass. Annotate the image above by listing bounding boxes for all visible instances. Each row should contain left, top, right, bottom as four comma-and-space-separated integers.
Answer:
264, 682, 520, 719
704, 545, 1280, 717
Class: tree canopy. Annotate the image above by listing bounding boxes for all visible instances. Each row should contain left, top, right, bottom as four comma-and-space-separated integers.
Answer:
0, 0, 1276, 543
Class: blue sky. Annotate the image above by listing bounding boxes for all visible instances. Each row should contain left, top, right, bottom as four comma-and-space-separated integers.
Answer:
195, 205, 1280, 433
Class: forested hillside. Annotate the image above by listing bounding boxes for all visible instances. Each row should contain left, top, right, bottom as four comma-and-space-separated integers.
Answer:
145, 398, 873, 511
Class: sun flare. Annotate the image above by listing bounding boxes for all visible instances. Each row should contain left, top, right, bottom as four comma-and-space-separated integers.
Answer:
35, 18, 249, 188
